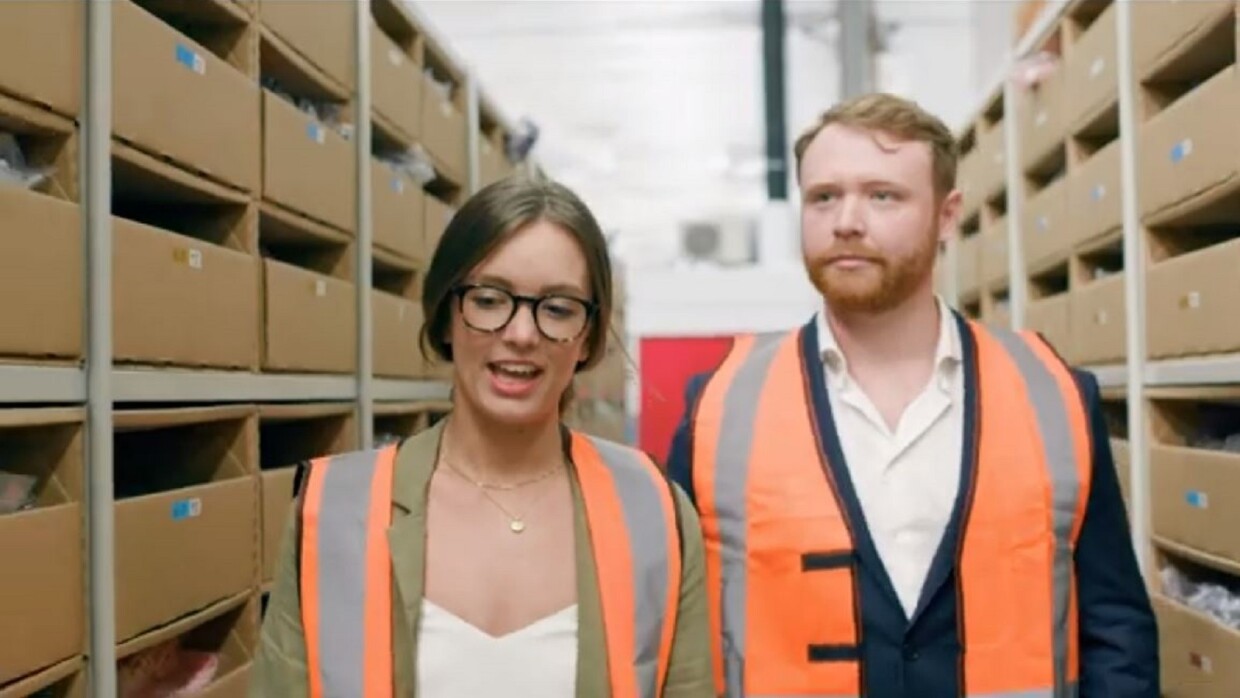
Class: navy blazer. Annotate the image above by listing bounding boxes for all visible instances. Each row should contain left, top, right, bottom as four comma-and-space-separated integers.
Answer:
664, 313, 1159, 697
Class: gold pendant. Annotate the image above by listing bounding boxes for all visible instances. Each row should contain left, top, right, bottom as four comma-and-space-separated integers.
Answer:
509, 519, 526, 533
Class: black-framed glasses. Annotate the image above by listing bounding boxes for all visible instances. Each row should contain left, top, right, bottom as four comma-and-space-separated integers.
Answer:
453, 283, 597, 342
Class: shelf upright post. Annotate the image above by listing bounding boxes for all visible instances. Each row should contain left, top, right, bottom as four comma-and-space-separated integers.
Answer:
1114, 0, 1150, 576
355, 0, 375, 449
466, 70, 481, 195
84, 0, 117, 694
1002, 78, 1027, 330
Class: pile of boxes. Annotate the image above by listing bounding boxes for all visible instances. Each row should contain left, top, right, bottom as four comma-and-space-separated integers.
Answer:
955, 2, 1240, 693
0, 0, 522, 694
566, 262, 631, 443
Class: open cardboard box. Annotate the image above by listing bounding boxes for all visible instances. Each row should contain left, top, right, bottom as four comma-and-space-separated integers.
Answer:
372, 157, 428, 264
420, 39, 468, 183
113, 406, 258, 643
0, 657, 84, 698
258, 0, 355, 95
373, 290, 425, 379
373, 402, 433, 447
0, 1, 81, 119
258, 404, 357, 585
0, 410, 84, 689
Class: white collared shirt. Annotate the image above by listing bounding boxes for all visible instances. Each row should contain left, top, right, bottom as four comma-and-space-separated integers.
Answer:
815, 297, 964, 619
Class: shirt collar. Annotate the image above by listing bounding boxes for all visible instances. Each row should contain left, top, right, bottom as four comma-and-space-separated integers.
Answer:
816, 296, 962, 394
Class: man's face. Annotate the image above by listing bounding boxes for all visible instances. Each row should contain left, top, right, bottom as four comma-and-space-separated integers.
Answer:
798, 123, 959, 314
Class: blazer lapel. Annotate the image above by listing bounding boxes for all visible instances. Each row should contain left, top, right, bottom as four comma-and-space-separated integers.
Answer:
909, 310, 980, 627
387, 421, 444, 695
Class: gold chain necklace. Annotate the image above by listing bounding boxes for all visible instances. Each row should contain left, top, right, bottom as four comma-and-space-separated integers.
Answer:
440, 455, 565, 534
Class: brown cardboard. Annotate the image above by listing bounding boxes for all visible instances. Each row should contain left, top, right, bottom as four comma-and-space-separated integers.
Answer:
1022, 176, 1070, 272
1025, 294, 1072, 360
980, 218, 1009, 289
0, 91, 80, 203
371, 20, 422, 144
1153, 594, 1240, 697
1017, 67, 1067, 172
372, 158, 427, 262
424, 194, 457, 257
114, 217, 261, 369
1067, 138, 1122, 247
262, 90, 357, 233
0, 187, 82, 361
1132, 1, 1234, 79
956, 146, 980, 217
113, 0, 260, 193
480, 132, 512, 189
0, 657, 83, 698
0, 410, 84, 688
1138, 66, 1240, 225
1112, 438, 1130, 506
1070, 273, 1126, 364
1147, 237, 1240, 358
1065, 3, 1117, 131
258, 0, 355, 92
263, 260, 357, 373
113, 407, 258, 643
957, 233, 981, 297
975, 124, 1007, 202
1150, 439, 1240, 568
0, 1, 81, 118
374, 290, 424, 378
260, 468, 297, 583
421, 72, 468, 182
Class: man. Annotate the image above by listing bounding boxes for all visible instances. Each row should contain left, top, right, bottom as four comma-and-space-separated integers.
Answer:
665, 93, 1158, 697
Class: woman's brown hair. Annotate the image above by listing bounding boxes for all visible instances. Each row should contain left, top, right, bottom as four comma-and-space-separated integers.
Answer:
419, 172, 614, 408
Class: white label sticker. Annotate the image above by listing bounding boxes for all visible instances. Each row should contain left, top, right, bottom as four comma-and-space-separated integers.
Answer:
1090, 57, 1105, 78
389, 48, 404, 66
440, 101, 453, 117
315, 279, 327, 297
1036, 110, 1048, 127
1184, 290, 1201, 309
1095, 310, 1108, 325
188, 249, 203, 270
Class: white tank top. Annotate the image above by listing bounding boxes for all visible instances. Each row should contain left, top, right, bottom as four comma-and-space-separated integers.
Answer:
416, 600, 579, 696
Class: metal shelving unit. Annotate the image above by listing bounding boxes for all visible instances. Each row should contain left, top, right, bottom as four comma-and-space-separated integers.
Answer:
67, 0, 504, 693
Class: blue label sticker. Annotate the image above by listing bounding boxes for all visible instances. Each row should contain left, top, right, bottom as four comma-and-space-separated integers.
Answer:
171, 498, 202, 521
1170, 138, 1192, 163
1091, 184, 1105, 202
174, 43, 204, 74
1185, 490, 1208, 508
391, 177, 404, 193
306, 122, 323, 143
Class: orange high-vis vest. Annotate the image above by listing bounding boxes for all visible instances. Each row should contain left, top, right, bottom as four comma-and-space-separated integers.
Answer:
691, 321, 1091, 697
297, 431, 683, 698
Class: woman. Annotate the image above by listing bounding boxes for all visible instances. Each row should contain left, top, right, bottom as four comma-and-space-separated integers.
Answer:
251, 173, 713, 697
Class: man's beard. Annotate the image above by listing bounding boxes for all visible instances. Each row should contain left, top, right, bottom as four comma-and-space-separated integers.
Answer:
804, 228, 938, 314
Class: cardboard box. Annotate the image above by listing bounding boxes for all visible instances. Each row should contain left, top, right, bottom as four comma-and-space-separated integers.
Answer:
1018, 67, 1067, 173
421, 72, 468, 182
372, 159, 427, 262
0, 187, 82, 361
975, 124, 1007, 201
0, 658, 84, 698
0, 1, 81, 118
1022, 176, 1070, 272
980, 218, 1009, 289
257, 403, 357, 583
113, 0, 260, 193
113, 217, 261, 369
1111, 438, 1130, 506
957, 233, 981, 297
113, 406, 258, 643
1137, 66, 1240, 224
262, 90, 357, 234
371, 21, 422, 143
1153, 594, 1240, 698
1147, 238, 1240, 359
1150, 432, 1240, 567
1065, 3, 1117, 131
263, 260, 356, 373
480, 132, 512, 189
1071, 273, 1126, 364
373, 290, 424, 378
1025, 294, 1072, 360
259, 0, 354, 92
1132, 1, 1235, 80
0, 411, 84, 687
424, 194, 456, 257
1067, 138, 1122, 247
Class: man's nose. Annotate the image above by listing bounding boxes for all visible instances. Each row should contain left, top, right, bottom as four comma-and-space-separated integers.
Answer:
833, 195, 865, 237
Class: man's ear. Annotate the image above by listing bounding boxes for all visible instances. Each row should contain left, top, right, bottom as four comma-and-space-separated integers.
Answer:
938, 189, 964, 244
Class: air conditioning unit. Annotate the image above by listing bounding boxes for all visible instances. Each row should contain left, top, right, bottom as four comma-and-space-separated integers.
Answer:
679, 216, 757, 266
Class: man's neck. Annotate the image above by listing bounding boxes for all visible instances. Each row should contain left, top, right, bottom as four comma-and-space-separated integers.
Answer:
827, 289, 941, 373
440, 401, 565, 484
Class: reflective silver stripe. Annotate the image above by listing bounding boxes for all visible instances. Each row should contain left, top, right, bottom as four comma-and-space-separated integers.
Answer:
308, 450, 384, 697
588, 436, 674, 698
970, 683, 1075, 698
990, 329, 1084, 698
712, 332, 787, 697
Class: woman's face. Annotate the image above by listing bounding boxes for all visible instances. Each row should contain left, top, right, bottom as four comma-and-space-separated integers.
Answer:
447, 219, 595, 427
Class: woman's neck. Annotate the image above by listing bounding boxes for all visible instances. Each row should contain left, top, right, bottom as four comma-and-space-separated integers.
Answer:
439, 400, 565, 485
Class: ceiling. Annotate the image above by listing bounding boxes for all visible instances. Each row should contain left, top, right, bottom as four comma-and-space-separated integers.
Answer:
416, 0, 983, 266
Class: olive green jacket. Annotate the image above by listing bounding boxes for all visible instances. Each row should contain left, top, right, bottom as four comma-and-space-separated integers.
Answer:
249, 420, 714, 697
